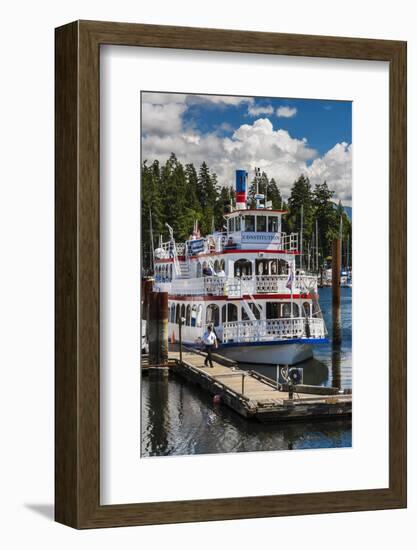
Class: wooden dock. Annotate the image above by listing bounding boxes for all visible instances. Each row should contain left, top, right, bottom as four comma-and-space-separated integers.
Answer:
169, 350, 352, 422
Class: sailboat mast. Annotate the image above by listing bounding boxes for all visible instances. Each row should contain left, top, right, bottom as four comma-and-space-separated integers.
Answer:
315, 218, 319, 274
149, 208, 155, 273
347, 232, 350, 270
339, 215, 343, 269
300, 204, 304, 271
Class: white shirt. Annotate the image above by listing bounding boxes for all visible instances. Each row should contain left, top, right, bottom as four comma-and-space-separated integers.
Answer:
202, 330, 217, 346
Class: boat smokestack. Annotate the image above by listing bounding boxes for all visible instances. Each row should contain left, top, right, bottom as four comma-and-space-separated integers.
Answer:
235, 170, 248, 210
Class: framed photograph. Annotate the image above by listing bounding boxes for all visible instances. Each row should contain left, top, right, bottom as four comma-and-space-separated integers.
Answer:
55, 20, 406, 528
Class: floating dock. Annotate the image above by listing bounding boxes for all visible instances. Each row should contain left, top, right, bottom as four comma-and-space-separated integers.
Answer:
169, 350, 351, 422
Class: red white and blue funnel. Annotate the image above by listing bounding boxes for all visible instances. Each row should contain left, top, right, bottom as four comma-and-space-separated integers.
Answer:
235, 169, 248, 210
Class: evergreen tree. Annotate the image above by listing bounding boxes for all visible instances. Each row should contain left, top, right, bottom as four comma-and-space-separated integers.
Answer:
312, 181, 338, 258
141, 159, 163, 271
184, 163, 202, 216
197, 162, 219, 234
161, 153, 197, 242
141, 156, 350, 274
287, 175, 314, 259
267, 178, 282, 209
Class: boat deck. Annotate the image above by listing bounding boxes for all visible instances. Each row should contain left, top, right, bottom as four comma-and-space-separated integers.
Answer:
168, 350, 351, 422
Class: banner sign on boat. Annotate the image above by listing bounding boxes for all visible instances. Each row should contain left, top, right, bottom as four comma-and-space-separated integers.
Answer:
187, 238, 205, 255
241, 232, 281, 245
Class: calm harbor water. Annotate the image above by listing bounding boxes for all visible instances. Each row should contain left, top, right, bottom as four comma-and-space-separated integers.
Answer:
141, 287, 352, 457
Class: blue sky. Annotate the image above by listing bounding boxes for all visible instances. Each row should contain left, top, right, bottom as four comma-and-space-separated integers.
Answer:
183, 96, 351, 160
141, 92, 352, 205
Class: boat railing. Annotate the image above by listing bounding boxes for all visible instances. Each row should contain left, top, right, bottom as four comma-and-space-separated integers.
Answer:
158, 241, 186, 258
168, 274, 318, 297
221, 317, 325, 343
250, 274, 318, 294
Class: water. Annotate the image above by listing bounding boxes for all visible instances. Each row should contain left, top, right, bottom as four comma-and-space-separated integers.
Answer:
141, 286, 352, 457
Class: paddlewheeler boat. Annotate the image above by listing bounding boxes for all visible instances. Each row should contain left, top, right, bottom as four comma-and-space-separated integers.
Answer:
152, 170, 327, 365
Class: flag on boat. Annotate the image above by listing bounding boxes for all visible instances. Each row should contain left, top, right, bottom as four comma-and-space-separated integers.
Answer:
286, 266, 294, 291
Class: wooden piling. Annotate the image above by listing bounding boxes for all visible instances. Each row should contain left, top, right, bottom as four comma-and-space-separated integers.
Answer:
148, 291, 169, 369
332, 238, 342, 345
142, 278, 154, 345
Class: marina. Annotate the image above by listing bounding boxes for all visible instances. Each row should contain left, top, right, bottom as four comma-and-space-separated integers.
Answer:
142, 165, 352, 456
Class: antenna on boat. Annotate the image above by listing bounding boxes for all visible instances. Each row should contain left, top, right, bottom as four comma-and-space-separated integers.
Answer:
165, 222, 174, 242
254, 167, 264, 209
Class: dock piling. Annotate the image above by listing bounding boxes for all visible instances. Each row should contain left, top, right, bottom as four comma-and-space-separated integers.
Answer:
148, 291, 169, 373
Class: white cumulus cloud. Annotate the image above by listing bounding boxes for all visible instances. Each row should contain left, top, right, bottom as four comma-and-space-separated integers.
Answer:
276, 106, 298, 118
307, 142, 352, 204
247, 104, 274, 116
141, 93, 351, 204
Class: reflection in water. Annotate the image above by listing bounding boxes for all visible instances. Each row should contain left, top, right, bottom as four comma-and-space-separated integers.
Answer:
331, 346, 342, 390
141, 377, 351, 457
141, 287, 352, 457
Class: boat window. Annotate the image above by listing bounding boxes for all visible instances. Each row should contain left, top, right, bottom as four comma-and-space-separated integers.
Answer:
278, 259, 288, 275
268, 216, 279, 232
191, 305, 197, 327
269, 259, 278, 275
242, 303, 261, 321
222, 303, 238, 323
302, 302, 311, 317
234, 258, 252, 277
196, 261, 202, 278
181, 304, 186, 322
256, 259, 269, 275
186, 305, 191, 326
196, 304, 203, 327
244, 215, 255, 232
312, 302, 320, 317
169, 264, 172, 281
220, 259, 225, 271
206, 304, 220, 327
214, 260, 220, 273
175, 303, 180, 324
257, 215, 267, 232
281, 302, 300, 318
235, 216, 241, 231
266, 302, 281, 319
229, 217, 235, 233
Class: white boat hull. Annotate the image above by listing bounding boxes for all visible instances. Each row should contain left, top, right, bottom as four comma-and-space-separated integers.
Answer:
217, 342, 313, 366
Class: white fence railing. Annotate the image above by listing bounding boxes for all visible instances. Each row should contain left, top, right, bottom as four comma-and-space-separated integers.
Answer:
168, 274, 318, 297
222, 317, 326, 343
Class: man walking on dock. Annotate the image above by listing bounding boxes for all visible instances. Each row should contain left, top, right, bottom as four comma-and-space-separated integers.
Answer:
202, 324, 218, 368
